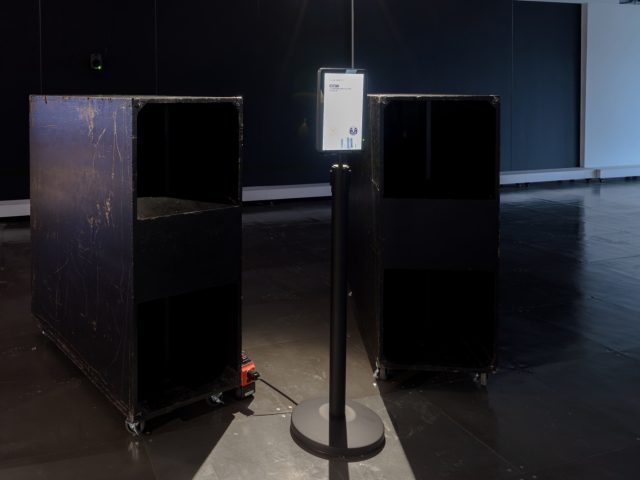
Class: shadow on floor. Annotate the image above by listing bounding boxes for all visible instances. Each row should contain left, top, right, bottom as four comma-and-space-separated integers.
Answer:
377, 373, 506, 480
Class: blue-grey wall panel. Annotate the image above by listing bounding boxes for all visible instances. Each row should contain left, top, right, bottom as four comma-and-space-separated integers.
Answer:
513, 1, 581, 171
355, 0, 513, 171
0, 1, 40, 200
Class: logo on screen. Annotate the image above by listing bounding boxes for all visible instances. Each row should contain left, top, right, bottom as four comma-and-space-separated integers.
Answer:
349, 127, 358, 136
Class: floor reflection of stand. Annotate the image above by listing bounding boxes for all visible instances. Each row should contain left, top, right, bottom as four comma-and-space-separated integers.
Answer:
290, 160, 385, 459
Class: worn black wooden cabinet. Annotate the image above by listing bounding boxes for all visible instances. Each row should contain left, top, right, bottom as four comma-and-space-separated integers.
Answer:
30, 95, 242, 430
348, 94, 500, 381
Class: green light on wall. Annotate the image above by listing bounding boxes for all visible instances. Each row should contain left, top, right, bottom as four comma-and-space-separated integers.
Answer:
90, 53, 104, 72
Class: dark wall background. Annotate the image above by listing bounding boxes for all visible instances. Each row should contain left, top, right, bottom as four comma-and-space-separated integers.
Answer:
0, 1, 582, 201
356, 0, 514, 171
513, 1, 581, 170
40, 1, 157, 95
0, 1, 40, 201
156, 0, 349, 186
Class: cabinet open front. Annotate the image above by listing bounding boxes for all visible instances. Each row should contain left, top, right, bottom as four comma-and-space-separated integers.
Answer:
137, 284, 239, 412
382, 98, 498, 200
136, 101, 241, 219
381, 269, 496, 370
349, 95, 499, 376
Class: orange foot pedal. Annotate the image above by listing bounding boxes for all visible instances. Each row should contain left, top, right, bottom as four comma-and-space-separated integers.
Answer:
237, 351, 260, 399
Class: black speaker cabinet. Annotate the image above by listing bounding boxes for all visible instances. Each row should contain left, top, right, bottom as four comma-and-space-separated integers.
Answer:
348, 94, 499, 380
30, 95, 243, 428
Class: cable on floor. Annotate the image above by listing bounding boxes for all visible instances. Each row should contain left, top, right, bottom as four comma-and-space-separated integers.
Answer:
258, 378, 299, 406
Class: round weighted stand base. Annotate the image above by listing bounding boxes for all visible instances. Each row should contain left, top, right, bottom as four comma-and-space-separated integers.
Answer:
290, 397, 385, 459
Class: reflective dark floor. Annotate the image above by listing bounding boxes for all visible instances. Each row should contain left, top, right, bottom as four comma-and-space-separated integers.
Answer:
1, 180, 640, 479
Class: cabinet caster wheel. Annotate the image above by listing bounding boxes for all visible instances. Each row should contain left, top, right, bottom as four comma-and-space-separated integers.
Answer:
474, 372, 488, 388
206, 393, 224, 406
235, 385, 255, 400
373, 359, 389, 381
234, 388, 244, 401
125, 419, 145, 437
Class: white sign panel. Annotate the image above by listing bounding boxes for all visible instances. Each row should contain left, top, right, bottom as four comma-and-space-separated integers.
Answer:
321, 71, 365, 152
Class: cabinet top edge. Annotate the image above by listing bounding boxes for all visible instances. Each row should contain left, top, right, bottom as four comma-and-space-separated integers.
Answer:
30, 95, 243, 103
368, 94, 499, 100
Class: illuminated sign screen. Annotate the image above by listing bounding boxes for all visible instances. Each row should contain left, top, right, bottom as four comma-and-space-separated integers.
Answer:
317, 68, 366, 152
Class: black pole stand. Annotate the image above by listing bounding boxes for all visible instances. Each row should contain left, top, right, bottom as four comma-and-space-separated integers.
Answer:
290, 158, 385, 459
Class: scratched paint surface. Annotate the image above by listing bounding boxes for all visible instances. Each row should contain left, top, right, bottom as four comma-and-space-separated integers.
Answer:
30, 96, 135, 410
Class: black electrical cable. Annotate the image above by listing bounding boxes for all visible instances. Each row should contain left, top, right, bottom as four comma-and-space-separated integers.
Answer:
258, 378, 299, 406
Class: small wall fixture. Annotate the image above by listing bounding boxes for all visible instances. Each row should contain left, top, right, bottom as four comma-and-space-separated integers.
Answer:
90, 53, 104, 72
